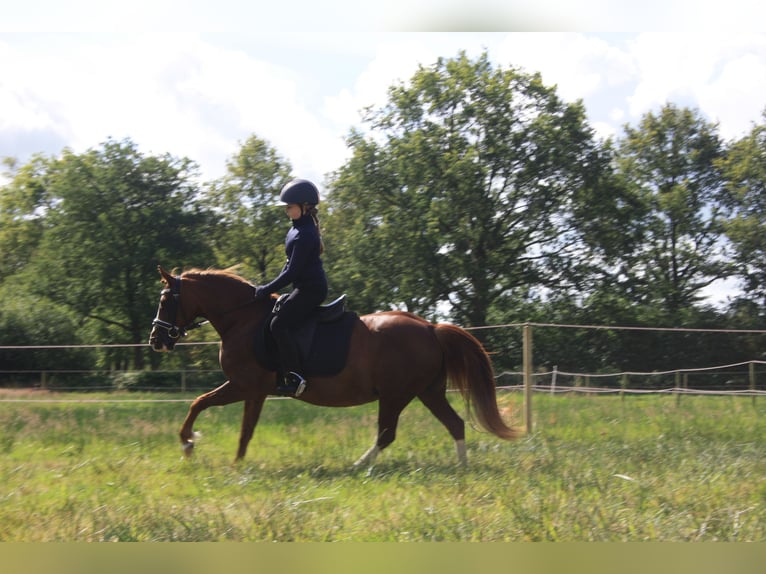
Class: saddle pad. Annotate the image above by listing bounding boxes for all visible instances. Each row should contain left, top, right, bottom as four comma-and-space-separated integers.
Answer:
254, 311, 359, 377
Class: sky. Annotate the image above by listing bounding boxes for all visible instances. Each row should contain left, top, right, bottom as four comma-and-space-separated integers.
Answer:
2, 2, 766, 187
2, 1, 766, 304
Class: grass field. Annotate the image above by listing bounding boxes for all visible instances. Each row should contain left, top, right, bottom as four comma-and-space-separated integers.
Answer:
1, 389, 764, 541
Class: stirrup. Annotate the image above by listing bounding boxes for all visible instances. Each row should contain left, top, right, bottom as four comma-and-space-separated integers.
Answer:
289, 371, 307, 397
275, 371, 307, 397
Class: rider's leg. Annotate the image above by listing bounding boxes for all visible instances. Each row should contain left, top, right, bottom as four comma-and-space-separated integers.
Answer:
269, 287, 324, 395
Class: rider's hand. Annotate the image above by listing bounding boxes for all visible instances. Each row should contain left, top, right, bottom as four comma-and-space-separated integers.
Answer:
254, 286, 270, 300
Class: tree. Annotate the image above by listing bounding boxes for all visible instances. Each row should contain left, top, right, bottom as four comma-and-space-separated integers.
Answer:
325, 51, 602, 328
0, 278, 95, 387
19, 139, 212, 369
610, 104, 729, 322
0, 156, 49, 282
720, 111, 766, 314
202, 135, 292, 282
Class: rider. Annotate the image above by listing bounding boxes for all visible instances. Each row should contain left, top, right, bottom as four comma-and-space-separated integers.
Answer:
254, 178, 328, 396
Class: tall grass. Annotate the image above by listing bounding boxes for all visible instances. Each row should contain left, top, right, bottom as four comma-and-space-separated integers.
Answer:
1, 389, 764, 541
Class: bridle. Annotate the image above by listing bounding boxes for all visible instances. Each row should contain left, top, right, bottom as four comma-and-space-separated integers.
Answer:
151, 275, 207, 342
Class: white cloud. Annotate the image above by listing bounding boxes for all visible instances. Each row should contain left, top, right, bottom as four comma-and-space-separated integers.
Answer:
625, 33, 766, 138
494, 33, 636, 102
0, 42, 59, 132
0, 34, 352, 183
698, 51, 766, 140
2, 31, 766, 189
323, 37, 441, 126
627, 34, 716, 116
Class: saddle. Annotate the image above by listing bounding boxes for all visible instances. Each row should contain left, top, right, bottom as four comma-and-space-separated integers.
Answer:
253, 294, 358, 377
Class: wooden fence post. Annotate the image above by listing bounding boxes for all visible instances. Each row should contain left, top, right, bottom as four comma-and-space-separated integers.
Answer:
551, 365, 558, 395
523, 323, 533, 434
750, 362, 756, 406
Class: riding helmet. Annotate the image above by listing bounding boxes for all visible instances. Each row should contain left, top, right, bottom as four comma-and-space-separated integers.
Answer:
280, 178, 320, 205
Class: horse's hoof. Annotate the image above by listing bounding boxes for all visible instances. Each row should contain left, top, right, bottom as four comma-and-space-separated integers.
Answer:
181, 441, 194, 457
180, 431, 201, 458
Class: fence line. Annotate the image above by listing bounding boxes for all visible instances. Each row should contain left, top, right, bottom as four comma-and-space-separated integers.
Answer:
0, 369, 221, 374
465, 321, 766, 334
3, 318, 766, 351
3, 322, 765, 419
2, 385, 764, 404
496, 359, 766, 380
0, 341, 219, 350
497, 384, 766, 396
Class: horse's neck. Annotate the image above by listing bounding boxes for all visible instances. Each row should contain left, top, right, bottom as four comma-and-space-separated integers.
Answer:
190, 279, 263, 336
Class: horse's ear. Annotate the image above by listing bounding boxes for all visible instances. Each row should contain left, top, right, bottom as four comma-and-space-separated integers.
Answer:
158, 265, 173, 285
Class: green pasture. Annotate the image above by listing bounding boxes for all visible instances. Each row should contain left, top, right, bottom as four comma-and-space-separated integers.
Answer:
0, 389, 764, 541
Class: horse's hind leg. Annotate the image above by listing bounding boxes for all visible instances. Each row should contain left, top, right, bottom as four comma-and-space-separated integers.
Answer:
418, 387, 467, 466
236, 395, 267, 461
179, 379, 247, 456
353, 397, 413, 469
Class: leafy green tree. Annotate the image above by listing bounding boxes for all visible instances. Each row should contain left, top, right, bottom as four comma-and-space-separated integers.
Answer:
610, 104, 729, 322
202, 135, 292, 282
531, 105, 734, 374
325, 51, 602, 329
17, 139, 212, 369
0, 278, 96, 387
323, 131, 445, 315
0, 156, 50, 282
720, 111, 766, 314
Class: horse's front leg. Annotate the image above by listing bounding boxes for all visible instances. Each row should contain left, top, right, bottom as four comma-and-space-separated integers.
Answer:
179, 379, 248, 457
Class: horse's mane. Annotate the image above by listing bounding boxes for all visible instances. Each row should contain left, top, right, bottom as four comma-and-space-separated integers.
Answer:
180, 266, 253, 285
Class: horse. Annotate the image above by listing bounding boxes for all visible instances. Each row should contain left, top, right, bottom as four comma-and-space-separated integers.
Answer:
148, 265, 522, 468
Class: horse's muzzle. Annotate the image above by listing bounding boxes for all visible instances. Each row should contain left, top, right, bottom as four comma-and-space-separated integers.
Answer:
149, 328, 173, 352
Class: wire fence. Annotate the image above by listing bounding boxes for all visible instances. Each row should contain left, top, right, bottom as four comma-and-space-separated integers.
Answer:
3, 363, 764, 395
2, 321, 766, 401
493, 360, 766, 394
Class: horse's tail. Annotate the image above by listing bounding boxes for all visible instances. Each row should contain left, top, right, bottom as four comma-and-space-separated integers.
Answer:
434, 323, 523, 440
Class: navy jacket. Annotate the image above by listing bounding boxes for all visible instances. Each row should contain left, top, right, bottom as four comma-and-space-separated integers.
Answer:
261, 213, 327, 294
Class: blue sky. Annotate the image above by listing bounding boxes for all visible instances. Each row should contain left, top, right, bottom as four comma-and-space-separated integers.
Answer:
3, 28, 765, 186
3, 1, 766, 184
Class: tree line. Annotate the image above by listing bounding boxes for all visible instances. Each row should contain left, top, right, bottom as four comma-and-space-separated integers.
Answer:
2, 51, 766, 388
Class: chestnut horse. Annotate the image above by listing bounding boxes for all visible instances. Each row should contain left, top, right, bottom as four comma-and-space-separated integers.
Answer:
148, 265, 521, 467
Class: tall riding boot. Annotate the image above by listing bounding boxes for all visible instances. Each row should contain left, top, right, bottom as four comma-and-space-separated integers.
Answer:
275, 336, 307, 397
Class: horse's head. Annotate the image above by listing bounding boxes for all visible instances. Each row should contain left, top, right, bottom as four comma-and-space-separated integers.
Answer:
149, 264, 271, 352
149, 265, 198, 352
